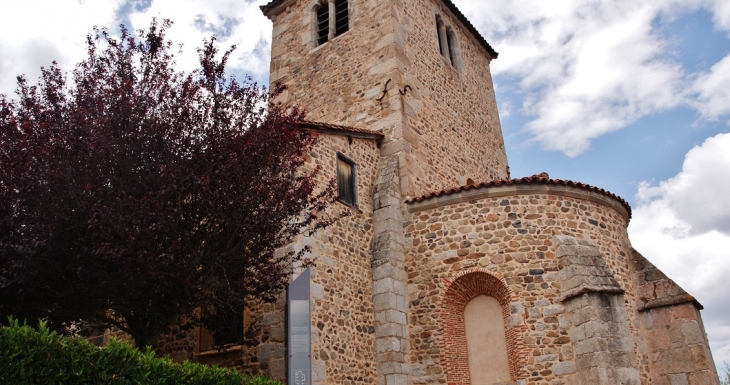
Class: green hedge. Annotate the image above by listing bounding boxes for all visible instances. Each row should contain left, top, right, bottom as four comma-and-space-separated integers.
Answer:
0, 319, 283, 385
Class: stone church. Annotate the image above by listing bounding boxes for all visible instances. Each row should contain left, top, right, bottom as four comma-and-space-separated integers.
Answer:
157, 0, 721, 384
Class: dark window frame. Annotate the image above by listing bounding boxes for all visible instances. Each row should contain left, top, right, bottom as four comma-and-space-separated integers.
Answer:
316, 4, 330, 45
334, 0, 349, 36
314, 0, 349, 47
336, 153, 357, 207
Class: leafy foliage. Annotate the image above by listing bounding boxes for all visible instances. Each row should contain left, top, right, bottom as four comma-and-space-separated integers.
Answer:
0, 20, 334, 348
721, 361, 730, 385
0, 318, 283, 385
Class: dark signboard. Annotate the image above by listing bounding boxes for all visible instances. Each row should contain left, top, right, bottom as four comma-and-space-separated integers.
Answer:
288, 268, 311, 385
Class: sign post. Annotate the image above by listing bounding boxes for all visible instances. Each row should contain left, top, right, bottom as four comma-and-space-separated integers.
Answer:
287, 268, 311, 385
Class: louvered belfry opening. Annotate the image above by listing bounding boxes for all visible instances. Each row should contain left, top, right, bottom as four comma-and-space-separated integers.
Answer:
337, 154, 356, 206
315, 0, 348, 46
316, 4, 330, 45
334, 0, 349, 36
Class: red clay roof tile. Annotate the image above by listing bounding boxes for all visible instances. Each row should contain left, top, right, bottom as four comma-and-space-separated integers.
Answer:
405, 175, 632, 218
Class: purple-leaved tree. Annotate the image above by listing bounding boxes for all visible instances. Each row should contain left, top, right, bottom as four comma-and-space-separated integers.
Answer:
0, 19, 334, 348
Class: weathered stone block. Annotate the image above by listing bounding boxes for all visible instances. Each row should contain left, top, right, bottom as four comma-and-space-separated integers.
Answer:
553, 361, 576, 376
575, 339, 600, 355
373, 277, 395, 295
376, 337, 401, 353
681, 321, 704, 345
385, 373, 408, 385
668, 374, 690, 385
312, 360, 326, 382
375, 323, 407, 338
384, 309, 407, 324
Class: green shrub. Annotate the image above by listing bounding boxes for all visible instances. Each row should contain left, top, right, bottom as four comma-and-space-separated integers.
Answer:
0, 318, 283, 385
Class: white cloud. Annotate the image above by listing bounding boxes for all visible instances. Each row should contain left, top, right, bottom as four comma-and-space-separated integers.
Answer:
0, 0, 122, 96
499, 99, 512, 119
691, 53, 730, 120
126, 0, 272, 81
636, 133, 730, 235
0, 0, 273, 97
629, 132, 730, 369
707, 0, 730, 32
453, 0, 730, 156
524, 5, 685, 155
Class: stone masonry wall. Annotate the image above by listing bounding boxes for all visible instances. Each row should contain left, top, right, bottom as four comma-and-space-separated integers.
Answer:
397, 0, 509, 197
266, 0, 509, 199
404, 186, 647, 385
154, 132, 381, 384
562, 293, 639, 384
283, 133, 381, 385
639, 303, 719, 385
556, 235, 640, 385
155, 324, 196, 363
632, 249, 719, 384
267, 0, 403, 143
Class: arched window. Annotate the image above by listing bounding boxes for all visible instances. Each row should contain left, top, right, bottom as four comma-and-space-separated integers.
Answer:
446, 27, 457, 65
314, 0, 349, 46
464, 295, 511, 383
435, 15, 448, 62
440, 270, 528, 384
434, 14, 461, 70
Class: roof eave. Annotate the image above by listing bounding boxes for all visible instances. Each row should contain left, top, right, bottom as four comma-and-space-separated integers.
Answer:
298, 121, 384, 146
438, 0, 498, 59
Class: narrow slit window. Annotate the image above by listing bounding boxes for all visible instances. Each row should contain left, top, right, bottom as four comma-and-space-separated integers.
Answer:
436, 18, 444, 56
334, 0, 349, 36
337, 154, 356, 207
447, 28, 456, 64
316, 5, 330, 45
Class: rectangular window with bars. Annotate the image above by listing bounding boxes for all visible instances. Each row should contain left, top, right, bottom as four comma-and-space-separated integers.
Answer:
337, 154, 356, 207
317, 5, 330, 46
334, 0, 348, 37
315, 1, 348, 46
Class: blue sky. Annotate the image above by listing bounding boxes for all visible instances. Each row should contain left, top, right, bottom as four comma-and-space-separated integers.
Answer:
1, 0, 729, 375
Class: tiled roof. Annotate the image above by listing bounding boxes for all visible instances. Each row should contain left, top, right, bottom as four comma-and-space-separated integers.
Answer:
298, 120, 384, 142
260, 0, 498, 59
406, 175, 632, 218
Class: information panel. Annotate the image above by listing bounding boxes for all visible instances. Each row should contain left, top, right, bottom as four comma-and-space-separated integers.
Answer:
287, 268, 311, 385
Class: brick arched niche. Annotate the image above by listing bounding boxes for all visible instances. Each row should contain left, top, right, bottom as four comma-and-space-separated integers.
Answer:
439, 270, 528, 384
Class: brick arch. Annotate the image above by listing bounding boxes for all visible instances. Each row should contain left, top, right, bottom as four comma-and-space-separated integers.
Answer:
439, 269, 528, 384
